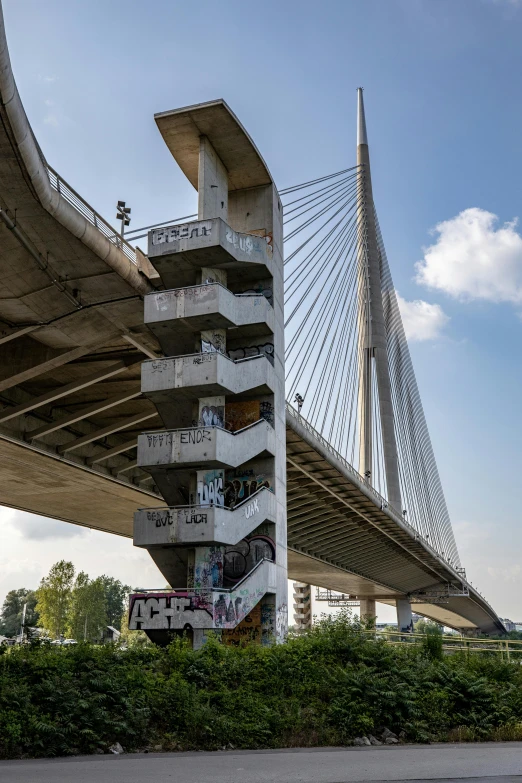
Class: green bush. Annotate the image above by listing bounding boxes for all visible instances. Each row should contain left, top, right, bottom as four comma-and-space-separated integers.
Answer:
1, 613, 522, 759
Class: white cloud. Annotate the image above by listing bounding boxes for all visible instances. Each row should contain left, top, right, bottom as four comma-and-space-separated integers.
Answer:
43, 113, 59, 127
396, 292, 449, 341
10, 512, 86, 541
416, 208, 522, 303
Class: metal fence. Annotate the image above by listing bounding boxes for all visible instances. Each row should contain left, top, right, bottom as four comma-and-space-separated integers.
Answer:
362, 629, 522, 660
47, 166, 137, 264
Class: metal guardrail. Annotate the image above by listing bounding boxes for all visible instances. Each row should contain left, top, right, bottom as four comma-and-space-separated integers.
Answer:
286, 403, 432, 542
362, 629, 522, 659
47, 166, 137, 264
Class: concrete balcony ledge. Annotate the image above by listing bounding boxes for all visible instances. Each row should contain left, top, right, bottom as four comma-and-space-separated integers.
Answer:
137, 419, 275, 472
144, 283, 274, 338
134, 486, 276, 547
148, 218, 273, 288
128, 558, 276, 632
141, 352, 274, 402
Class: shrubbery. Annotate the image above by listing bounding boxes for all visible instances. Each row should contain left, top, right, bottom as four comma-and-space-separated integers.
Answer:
2, 611, 522, 759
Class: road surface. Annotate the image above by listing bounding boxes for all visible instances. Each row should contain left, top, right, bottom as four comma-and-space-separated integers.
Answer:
1, 742, 522, 783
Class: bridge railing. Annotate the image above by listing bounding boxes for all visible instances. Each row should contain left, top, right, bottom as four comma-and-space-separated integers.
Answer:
47, 166, 137, 265
360, 629, 521, 658
285, 402, 483, 591
286, 401, 428, 537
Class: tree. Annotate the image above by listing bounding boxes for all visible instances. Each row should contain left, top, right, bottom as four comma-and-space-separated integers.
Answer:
67, 573, 107, 642
35, 560, 75, 639
98, 576, 131, 630
414, 618, 442, 635
0, 588, 39, 638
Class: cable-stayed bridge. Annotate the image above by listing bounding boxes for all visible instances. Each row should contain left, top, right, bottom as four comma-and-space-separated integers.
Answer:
0, 2, 504, 637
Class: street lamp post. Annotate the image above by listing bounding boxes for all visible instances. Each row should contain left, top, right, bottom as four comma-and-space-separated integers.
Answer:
116, 200, 131, 244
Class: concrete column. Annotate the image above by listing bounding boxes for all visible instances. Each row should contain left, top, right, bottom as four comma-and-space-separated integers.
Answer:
293, 582, 312, 631
359, 597, 376, 624
198, 136, 228, 222
396, 598, 413, 633
229, 181, 288, 642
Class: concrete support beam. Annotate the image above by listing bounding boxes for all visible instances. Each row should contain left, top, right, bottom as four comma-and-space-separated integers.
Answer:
122, 332, 161, 360
115, 460, 138, 474
0, 324, 40, 345
0, 361, 133, 423
87, 438, 137, 465
29, 391, 142, 438
58, 410, 158, 454
0, 344, 103, 393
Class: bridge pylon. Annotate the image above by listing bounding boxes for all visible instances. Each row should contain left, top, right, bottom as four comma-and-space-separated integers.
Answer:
128, 101, 288, 647
355, 89, 412, 632
356, 88, 402, 514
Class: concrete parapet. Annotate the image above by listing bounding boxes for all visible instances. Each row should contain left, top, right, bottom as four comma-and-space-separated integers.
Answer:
137, 421, 275, 472
134, 487, 276, 547
141, 353, 275, 404
144, 283, 274, 338
148, 218, 273, 289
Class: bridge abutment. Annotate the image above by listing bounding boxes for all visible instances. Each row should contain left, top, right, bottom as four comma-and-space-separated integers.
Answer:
127, 102, 287, 647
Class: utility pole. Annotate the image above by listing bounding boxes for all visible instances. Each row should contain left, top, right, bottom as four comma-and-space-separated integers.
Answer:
356, 88, 402, 513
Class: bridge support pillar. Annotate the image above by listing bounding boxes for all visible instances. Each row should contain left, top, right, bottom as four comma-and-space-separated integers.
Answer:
293, 582, 312, 631
359, 598, 376, 625
396, 598, 413, 633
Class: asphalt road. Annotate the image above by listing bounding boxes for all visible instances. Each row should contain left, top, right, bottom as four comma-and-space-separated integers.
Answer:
1, 742, 522, 783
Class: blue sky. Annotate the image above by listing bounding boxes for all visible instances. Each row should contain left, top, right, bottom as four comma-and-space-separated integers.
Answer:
2, 0, 522, 622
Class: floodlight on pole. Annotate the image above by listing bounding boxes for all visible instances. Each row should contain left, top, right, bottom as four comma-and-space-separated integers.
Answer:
116, 200, 131, 240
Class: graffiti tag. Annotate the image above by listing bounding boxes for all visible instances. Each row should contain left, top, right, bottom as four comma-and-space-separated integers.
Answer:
152, 220, 212, 246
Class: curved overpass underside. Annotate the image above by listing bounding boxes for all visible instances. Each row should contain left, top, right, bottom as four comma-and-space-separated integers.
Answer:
0, 1, 504, 635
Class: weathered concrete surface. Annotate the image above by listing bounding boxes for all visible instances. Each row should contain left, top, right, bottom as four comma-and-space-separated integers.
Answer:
145, 284, 274, 338
137, 422, 276, 471
0, 1, 162, 510
148, 218, 274, 289
155, 99, 273, 191
129, 560, 276, 631
141, 353, 274, 403
2, 743, 522, 783
134, 487, 276, 547
0, 435, 162, 535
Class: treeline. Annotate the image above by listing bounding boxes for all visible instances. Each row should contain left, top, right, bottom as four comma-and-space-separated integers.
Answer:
0, 560, 130, 642
2, 611, 522, 759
